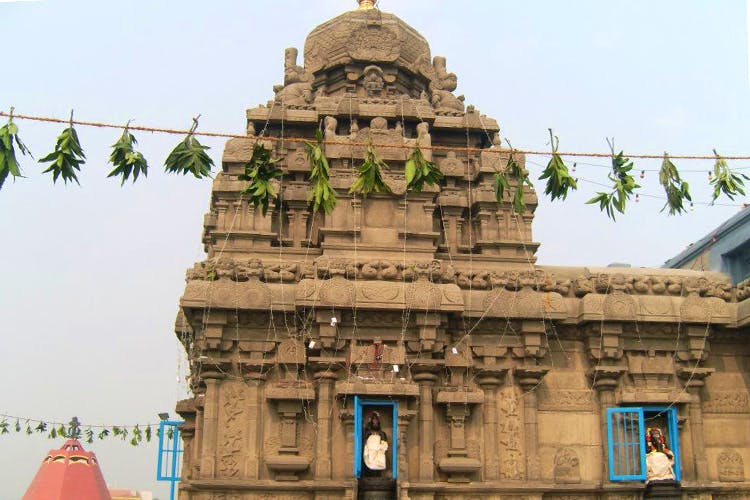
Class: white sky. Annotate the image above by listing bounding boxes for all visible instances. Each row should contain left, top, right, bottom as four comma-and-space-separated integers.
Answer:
1, 1, 749, 498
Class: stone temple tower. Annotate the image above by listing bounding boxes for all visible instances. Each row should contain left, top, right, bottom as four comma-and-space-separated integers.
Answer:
175, 2, 750, 500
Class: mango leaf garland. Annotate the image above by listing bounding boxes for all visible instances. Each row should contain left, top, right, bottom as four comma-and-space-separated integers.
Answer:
405, 146, 442, 193
107, 127, 148, 185
239, 142, 283, 216
494, 147, 533, 214
39, 117, 85, 185
305, 130, 337, 215
164, 118, 213, 179
538, 129, 577, 201
710, 149, 749, 203
586, 139, 639, 220
0, 113, 31, 190
659, 153, 692, 215
350, 143, 392, 197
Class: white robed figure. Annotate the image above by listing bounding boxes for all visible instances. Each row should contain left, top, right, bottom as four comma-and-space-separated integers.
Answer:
645, 427, 676, 484
362, 412, 388, 474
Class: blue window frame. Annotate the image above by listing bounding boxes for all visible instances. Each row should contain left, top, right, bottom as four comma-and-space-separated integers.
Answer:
606, 406, 681, 482
352, 396, 398, 479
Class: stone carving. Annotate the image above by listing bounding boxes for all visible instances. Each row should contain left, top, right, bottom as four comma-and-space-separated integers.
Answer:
702, 391, 750, 413
498, 388, 524, 480
362, 65, 385, 97
553, 447, 580, 483
319, 277, 356, 306
603, 291, 638, 320
439, 151, 464, 177
718, 449, 745, 482
218, 383, 246, 478
348, 25, 400, 62
538, 389, 595, 412
273, 47, 314, 108
405, 281, 443, 310
429, 56, 465, 115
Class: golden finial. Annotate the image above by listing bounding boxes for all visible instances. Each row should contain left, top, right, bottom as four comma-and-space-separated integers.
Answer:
357, 0, 376, 10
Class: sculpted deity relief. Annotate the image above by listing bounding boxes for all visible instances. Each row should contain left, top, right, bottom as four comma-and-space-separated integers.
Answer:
429, 56, 465, 115
273, 47, 314, 108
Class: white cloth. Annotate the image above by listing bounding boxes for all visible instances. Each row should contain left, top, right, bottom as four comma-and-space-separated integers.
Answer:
646, 451, 675, 483
363, 434, 388, 470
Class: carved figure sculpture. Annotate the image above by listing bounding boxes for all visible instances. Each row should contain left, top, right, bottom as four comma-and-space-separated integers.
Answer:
645, 427, 676, 484
273, 47, 314, 107
429, 56, 465, 114
363, 412, 389, 474
362, 65, 385, 97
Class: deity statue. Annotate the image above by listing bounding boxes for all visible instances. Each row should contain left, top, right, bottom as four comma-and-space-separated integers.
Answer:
429, 56, 465, 114
645, 427, 676, 484
362, 411, 389, 475
273, 47, 314, 107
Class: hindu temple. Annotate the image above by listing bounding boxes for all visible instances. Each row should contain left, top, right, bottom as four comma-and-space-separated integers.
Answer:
173, 1, 750, 499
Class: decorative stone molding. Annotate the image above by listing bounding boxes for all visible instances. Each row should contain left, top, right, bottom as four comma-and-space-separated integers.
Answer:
718, 449, 745, 482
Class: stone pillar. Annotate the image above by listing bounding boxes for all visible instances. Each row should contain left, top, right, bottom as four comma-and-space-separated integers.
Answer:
477, 368, 507, 481
589, 366, 626, 485
397, 410, 417, 481
199, 371, 224, 478
514, 366, 549, 481
242, 365, 266, 479
313, 365, 339, 479
413, 368, 438, 481
339, 409, 355, 479
678, 367, 714, 481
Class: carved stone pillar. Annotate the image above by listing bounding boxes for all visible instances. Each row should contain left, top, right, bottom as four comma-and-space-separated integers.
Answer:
265, 383, 316, 481
241, 364, 266, 480
678, 367, 714, 480
413, 367, 438, 481
477, 367, 507, 480
397, 410, 417, 481
589, 366, 626, 484
514, 366, 549, 480
339, 409, 355, 479
312, 362, 340, 479
199, 371, 225, 478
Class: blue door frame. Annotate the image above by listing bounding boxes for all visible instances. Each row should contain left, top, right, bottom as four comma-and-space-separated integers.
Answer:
353, 396, 398, 479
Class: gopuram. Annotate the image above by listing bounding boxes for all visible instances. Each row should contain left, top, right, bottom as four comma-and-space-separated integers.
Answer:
174, 2, 750, 499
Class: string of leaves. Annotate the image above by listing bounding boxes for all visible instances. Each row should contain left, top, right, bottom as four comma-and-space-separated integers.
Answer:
0, 417, 155, 447
107, 124, 148, 185
305, 130, 337, 214
405, 145, 442, 193
710, 149, 749, 203
494, 142, 534, 214
0, 109, 31, 190
586, 139, 640, 220
659, 153, 692, 215
350, 142, 392, 197
38, 111, 85, 185
239, 142, 282, 216
164, 115, 213, 179
538, 129, 577, 201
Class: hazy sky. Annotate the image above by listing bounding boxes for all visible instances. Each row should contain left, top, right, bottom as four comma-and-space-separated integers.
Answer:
1, 1, 748, 498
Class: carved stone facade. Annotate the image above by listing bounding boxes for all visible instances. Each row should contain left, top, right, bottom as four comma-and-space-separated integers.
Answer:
174, 2, 750, 499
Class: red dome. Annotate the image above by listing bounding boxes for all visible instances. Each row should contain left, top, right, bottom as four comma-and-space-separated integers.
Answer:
23, 439, 112, 500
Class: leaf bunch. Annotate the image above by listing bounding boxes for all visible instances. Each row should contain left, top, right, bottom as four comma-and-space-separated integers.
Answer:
39, 122, 85, 185
350, 142, 392, 197
586, 139, 639, 220
405, 146, 442, 192
305, 130, 337, 214
0, 113, 30, 190
164, 118, 213, 178
710, 149, 748, 203
659, 153, 691, 215
239, 143, 282, 216
494, 148, 534, 214
107, 127, 148, 185
539, 129, 577, 201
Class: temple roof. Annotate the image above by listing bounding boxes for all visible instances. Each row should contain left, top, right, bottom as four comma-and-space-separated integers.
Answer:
303, 2, 432, 79
23, 439, 112, 500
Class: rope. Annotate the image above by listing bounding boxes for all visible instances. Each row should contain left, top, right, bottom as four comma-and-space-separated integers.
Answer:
5, 110, 750, 161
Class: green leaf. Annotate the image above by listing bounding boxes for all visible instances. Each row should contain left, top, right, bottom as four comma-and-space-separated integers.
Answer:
659, 153, 691, 215
538, 129, 577, 201
239, 143, 283, 216
586, 139, 639, 220
711, 149, 748, 203
0, 113, 31, 190
305, 131, 337, 215
164, 119, 214, 179
39, 123, 85, 185
107, 127, 149, 185
405, 146, 442, 193
85, 428, 94, 444
350, 143, 392, 197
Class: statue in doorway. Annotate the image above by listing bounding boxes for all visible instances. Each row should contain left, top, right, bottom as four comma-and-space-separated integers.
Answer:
363, 411, 389, 476
645, 427, 676, 483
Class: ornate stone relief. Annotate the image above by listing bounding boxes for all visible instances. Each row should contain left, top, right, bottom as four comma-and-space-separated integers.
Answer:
718, 449, 745, 482
702, 391, 750, 413
218, 382, 247, 478
498, 387, 524, 480
553, 447, 581, 484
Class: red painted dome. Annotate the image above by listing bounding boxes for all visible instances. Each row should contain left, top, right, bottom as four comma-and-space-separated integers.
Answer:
23, 439, 112, 500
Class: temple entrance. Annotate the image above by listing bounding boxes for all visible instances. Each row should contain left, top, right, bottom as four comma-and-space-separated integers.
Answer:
353, 397, 397, 500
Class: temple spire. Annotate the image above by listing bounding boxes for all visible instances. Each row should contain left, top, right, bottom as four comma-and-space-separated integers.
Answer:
357, 0, 376, 10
